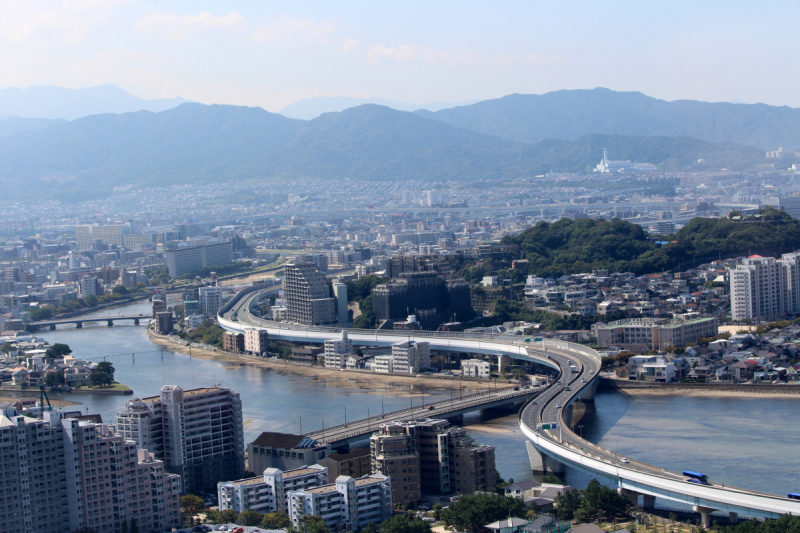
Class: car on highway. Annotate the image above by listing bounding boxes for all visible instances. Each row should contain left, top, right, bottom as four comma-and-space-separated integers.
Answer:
427, 405, 435, 410
620, 458, 630, 463
513, 386, 520, 391
565, 386, 571, 391
556, 404, 561, 408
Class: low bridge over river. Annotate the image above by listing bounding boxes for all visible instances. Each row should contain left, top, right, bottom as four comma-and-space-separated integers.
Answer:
30, 314, 150, 329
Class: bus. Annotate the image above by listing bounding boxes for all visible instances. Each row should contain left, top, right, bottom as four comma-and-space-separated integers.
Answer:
788, 493, 800, 501
683, 471, 709, 484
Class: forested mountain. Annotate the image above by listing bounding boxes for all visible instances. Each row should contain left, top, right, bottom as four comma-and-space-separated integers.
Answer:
0, 102, 767, 201
417, 88, 800, 149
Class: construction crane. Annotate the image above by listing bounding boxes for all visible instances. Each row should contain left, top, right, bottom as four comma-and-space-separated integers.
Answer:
39, 385, 53, 414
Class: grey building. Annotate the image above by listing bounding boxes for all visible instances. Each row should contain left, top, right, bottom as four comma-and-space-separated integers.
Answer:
283, 259, 336, 325
165, 241, 234, 277
247, 432, 331, 474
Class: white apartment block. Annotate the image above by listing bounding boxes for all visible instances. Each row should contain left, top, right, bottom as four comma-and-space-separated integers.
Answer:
199, 286, 223, 318
218, 465, 327, 514
594, 317, 718, 350
288, 474, 392, 531
116, 385, 245, 494
461, 358, 491, 378
390, 340, 430, 373
324, 331, 353, 369
283, 260, 336, 325
730, 254, 800, 322
244, 327, 269, 355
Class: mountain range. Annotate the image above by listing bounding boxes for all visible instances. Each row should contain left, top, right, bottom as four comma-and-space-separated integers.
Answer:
0, 101, 768, 202
279, 96, 478, 120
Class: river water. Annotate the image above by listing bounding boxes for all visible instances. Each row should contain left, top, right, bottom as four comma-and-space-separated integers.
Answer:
28, 299, 800, 499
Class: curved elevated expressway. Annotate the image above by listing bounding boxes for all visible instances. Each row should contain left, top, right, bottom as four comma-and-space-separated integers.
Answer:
220, 287, 800, 526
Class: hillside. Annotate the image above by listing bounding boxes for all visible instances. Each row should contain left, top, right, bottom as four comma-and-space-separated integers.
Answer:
279, 96, 477, 120
0, 103, 766, 201
0, 84, 189, 120
501, 211, 800, 278
0, 117, 66, 138
417, 88, 800, 149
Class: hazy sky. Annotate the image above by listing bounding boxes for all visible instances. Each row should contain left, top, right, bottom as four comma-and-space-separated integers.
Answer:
2, 0, 799, 111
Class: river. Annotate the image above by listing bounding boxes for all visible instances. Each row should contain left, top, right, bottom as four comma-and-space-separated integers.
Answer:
28, 298, 800, 499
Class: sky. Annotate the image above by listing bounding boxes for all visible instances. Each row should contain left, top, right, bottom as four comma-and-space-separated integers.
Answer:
1, 0, 800, 112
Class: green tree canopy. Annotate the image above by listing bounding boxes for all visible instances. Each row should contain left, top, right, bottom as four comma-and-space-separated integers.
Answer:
179, 494, 205, 515
88, 369, 111, 388
96, 361, 115, 381
46, 343, 72, 358
262, 512, 292, 529
380, 514, 432, 533
441, 493, 526, 533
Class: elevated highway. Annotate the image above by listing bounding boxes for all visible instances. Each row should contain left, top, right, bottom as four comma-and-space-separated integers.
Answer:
221, 286, 800, 526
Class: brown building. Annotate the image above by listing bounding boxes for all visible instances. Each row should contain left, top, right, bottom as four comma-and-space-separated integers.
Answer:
370, 424, 421, 505
156, 311, 173, 334
292, 346, 324, 364
223, 331, 245, 352
317, 447, 372, 480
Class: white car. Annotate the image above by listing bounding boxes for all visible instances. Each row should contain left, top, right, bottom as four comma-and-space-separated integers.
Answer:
556, 404, 561, 408
620, 458, 630, 463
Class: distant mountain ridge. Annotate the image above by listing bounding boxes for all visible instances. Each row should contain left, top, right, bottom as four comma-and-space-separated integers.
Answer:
0, 84, 189, 120
416, 88, 800, 149
0, 102, 765, 202
279, 96, 478, 120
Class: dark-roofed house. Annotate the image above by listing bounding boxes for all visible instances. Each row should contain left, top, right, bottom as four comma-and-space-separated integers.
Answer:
317, 447, 372, 479
248, 432, 331, 474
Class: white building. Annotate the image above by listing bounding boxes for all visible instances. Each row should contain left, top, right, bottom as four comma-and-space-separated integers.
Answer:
288, 474, 392, 531
244, 327, 269, 355
324, 331, 353, 369
185, 314, 205, 328
729, 254, 800, 322
461, 358, 491, 378
218, 465, 327, 514
390, 340, 430, 373
762, 196, 800, 219
332, 280, 349, 325
116, 384, 245, 494
199, 286, 222, 318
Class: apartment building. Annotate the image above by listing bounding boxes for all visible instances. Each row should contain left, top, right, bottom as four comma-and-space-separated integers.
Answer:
243, 327, 269, 355
165, 241, 234, 277
388, 340, 430, 373
79, 276, 103, 297
116, 385, 245, 494
594, 317, 718, 349
370, 423, 421, 504
283, 259, 336, 325
324, 331, 353, 369
288, 474, 392, 531
76, 225, 125, 249
317, 448, 372, 480
729, 254, 800, 322
248, 432, 331, 474
461, 358, 491, 378
218, 465, 327, 514
198, 286, 222, 318
222, 331, 245, 353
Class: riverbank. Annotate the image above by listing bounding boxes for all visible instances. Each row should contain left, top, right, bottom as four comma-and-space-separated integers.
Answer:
147, 331, 503, 392
0, 395, 81, 407
621, 386, 800, 399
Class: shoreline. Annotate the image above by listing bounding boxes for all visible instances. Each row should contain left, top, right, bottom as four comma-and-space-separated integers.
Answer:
146, 332, 506, 392
619, 387, 800, 399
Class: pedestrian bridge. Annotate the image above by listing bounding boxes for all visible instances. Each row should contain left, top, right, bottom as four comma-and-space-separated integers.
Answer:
30, 314, 150, 329
220, 287, 800, 525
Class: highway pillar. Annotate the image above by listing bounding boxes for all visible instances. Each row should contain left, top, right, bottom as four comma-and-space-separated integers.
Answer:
562, 404, 574, 427
134, 318, 140, 325
618, 488, 640, 506
49, 324, 56, 330
580, 378, 599, 402
526, 441, 565, 475
693, 506, 715, 529
75, 322, 82, 329
446, 414, 464, 425
728, 512, 738, 524
107, 319, 114, 327
642, 494, 656, 510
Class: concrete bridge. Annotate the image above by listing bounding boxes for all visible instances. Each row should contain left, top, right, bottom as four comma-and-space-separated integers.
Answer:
30, 314, 151, 330
221, 287, 800, 525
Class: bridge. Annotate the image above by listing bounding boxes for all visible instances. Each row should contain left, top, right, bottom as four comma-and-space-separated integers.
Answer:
30, 314, 151, 330
220, 286, 800, 526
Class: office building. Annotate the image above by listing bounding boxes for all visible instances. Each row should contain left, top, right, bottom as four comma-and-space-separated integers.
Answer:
594, 317, 718, 349
122, 233, 155, 249
0, 409, 181, 533
248, 433, 331, 474
317, 448, 372, 481
244, 327, 269, 355
324, 331, 353, 369
165, 241, 234, 277
283, 259, 336, 325
76, 224, 124, 249
116, 385, 245, 494
288, 474, 392, 531
762, 196, 800, 219
332, 280, 349, 325
199, 286, 222, 318
461, 358, 491, 378
218, 465, 327, 515
223, 331, 245, 353
730, 255, 790, 322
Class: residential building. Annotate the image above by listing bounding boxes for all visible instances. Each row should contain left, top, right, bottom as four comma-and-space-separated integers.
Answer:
165, 241, 234, 277
594, 317, 718, 349
218, 465, 327, 514
461, 358, 491, 378
390, 340, 430, 373
283, 259, 336, 325
317, 448, 372, 480
76, 224, 125, 249
248, 433, 331, 474
287, 474, 392, 531
116, 385, 245, 494
324, 331, 353, 369
156, 311, 174, 334
627, 355, 677, 383
730, 255, 788, 322
199, 286, 222, 318
332, 280, 349, 325
370, 424, 421, 504
223, 331, 245, 353
291, 346, 324, 364
244, 327, 269, 355
79, 276, 103, 297
762, 196, 800, 219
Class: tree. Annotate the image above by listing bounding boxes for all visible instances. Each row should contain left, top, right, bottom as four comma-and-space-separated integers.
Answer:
433, 503, 443, 520
180, 494, 205, 516
129, 519, 139, 533
262, 512, 292, 529
44, 372, 66, 388
239, 510, 264, 526
208, 509, 239, 524
46, 343, 72, 358
96, 361, 115, 381
380, 515, 432, 533
554, 488, 583, 521
441, 493, 526, 533
363, 522, 379, 533
112, 284, 129, 295
83, 294, 98, 307
89, 369, 111, 387
302, 515, 331, 533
